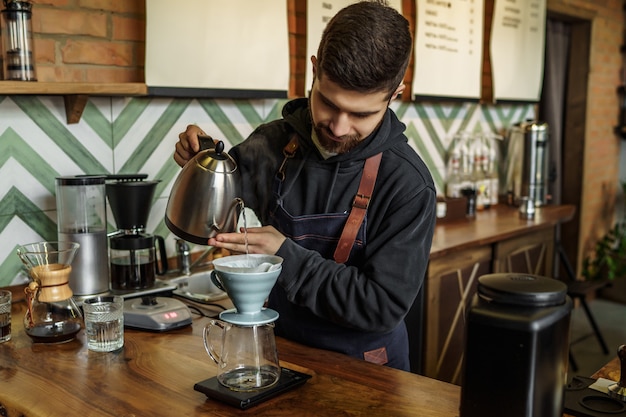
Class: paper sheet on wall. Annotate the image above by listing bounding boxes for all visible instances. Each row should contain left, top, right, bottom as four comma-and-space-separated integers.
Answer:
412, 0, 484, 99
145, 0, 289, 93
490, 0, 546, 101
305, 0, 403, 94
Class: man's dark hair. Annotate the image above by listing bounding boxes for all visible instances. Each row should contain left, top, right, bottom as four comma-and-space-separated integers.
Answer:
315, 0, 412, 100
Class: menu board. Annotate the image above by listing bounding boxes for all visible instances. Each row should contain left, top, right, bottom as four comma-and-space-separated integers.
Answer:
145, 0, 289, 96
412, 0, 484, 99
490, 0, 546, 101
305, 0, 403, 94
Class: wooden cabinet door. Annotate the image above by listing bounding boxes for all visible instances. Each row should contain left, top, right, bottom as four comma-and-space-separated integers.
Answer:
423, 246, 492, 384
493, 227, 555, 276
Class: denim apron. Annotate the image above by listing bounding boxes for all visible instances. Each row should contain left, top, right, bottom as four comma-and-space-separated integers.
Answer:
267, 141, 410, 371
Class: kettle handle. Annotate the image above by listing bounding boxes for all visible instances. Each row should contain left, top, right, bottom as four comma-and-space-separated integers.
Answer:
198, 135, 225, 154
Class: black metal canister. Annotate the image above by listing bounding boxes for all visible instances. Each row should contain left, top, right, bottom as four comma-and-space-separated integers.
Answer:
460, 273, 572, 417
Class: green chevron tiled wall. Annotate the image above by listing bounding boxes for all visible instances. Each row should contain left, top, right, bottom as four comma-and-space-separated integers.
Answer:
0, 95, 534, 287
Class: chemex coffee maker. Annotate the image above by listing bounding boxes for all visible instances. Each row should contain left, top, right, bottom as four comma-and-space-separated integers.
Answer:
106, 175, 169, 294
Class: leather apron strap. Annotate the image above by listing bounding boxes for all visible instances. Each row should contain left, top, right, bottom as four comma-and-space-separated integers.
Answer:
278, 139, 382, 264
333, 153, 382, 263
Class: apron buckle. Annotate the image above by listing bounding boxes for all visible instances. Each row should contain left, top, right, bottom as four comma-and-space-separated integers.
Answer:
353, 193, 371, 210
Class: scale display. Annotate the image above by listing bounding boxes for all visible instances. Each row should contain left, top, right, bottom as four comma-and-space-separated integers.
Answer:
124, 297, 192, 332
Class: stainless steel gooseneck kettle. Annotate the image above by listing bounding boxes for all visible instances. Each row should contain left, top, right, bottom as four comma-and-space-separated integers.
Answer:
165, 136, 243, 245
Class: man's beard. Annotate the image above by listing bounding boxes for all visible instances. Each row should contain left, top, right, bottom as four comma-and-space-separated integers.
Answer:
313, 123, 362, 154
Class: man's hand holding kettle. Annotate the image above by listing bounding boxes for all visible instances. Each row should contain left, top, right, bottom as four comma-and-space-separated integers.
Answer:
174, 124, 205, 167
174, 125, 287, 255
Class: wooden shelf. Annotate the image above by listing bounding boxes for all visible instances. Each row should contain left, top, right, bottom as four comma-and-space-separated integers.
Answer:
0, 81, 148, 123
0, 81, 147, 95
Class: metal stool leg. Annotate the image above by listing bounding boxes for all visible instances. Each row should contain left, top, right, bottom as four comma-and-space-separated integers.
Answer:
569, 349, 579, 372
579, 296, 610, 354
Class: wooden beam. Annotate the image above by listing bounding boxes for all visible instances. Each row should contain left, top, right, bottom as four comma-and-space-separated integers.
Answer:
63, 94, 89, 124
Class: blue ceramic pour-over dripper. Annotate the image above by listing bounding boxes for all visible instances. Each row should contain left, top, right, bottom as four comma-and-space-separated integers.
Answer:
210, 254, 282, 325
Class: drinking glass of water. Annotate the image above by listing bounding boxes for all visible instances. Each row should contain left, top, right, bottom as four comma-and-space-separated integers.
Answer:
83, 296, 124, 352
0, 290, 11, 342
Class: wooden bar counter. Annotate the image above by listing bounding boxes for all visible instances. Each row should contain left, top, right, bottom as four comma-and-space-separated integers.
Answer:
430, 203, 576, 259
2, 294, 619, 417
0, 296, 461, 416
419, 203, 577, 382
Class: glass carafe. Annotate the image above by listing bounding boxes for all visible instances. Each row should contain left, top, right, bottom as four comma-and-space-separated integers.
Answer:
203, 319, 280, 392
17, 241, 83, 343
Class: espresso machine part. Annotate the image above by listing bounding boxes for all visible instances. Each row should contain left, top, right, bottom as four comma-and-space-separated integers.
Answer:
165, 137, 243, 245
1, 0, 36, 81
56, 176, 110, 297
503, 121, 550, 206
460, 273, 572, 417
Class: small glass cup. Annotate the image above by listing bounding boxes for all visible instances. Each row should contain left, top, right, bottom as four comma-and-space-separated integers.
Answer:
83, 296, 124, 352
519, 196, 536, 220
0, 290, 11, 342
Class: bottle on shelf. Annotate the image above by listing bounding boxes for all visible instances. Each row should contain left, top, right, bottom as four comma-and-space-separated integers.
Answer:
473, 153, 490, 211
446, 153, 463, 198
487, 153, 500, 207
484, 132, 503, 207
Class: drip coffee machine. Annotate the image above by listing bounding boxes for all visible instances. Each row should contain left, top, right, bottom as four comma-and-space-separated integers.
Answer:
106, 177, 169, 293
203, 254, 283, 391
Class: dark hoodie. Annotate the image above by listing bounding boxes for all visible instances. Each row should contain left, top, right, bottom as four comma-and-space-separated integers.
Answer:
229, 98, 436, 357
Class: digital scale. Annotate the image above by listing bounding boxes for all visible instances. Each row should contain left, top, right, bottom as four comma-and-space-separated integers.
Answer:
123, 296, 192, 331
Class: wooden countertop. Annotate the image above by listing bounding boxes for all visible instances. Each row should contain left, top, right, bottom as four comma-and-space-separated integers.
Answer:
592, 356, 621, 382
0, 296, 461, 416
430, 204, 576, 259
1, 284, 619, 416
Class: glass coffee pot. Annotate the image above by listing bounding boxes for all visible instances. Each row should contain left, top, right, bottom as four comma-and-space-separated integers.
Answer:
109, 233, 167, 290
204, 319, 280, 392
17, 241, 83, 343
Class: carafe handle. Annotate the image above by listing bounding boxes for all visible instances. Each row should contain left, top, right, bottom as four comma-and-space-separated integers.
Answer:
154, 235, 168, 275
203, 320, 227, 365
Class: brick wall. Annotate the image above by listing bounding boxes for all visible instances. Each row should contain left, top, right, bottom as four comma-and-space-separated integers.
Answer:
30, 0, 145, 83
549, 0, 624, 265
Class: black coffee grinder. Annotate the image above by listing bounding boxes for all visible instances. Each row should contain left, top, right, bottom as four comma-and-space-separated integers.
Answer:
106, 176, 168, 293
460, 273, 572, 417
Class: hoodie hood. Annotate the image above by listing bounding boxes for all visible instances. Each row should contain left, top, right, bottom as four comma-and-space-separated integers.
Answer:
281, 98, 408, 163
